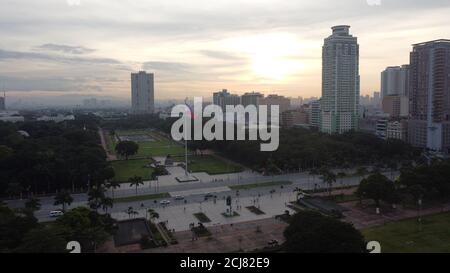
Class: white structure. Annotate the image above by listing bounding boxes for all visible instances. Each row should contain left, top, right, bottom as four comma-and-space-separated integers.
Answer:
131, 71, 155, 114
37, 114, 75, 123
321, 25, 360, 134
381, 65, 410, 98
0, 111, 24, 123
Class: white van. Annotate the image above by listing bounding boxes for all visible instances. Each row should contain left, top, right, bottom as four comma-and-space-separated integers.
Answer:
49, 210, 64, 217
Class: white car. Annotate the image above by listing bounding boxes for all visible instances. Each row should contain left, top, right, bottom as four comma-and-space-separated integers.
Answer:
174, 195, 185, 200
49, 210, 64, 217
160, 200, 171, 205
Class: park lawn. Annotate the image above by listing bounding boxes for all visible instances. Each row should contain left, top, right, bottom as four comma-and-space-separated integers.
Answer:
136, 139, 184, 157
116, 129, 153, 136
362, 212, 450, 253
229, 181, 292, 191
114, 192, 170, 203
111, 159, 154, 182
187, 155, 244, 175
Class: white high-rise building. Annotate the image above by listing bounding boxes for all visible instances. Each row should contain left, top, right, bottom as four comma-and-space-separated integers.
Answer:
381, 65, 410, 98
321, 25, 360, 134
131, 71, 154, 114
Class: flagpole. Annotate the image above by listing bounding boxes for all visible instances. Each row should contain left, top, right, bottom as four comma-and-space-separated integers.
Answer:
184, 98, 189, 177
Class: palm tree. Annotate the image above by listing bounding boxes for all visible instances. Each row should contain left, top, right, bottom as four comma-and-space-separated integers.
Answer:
25, 198, 41, 212
101, 197, 114, 213
105, 180, 121, 200
321, 170, 336, 196
129, 176, 144, 196
126, 206, 138, 219
147, 208, 159, 223
54, 190, 73, 211
88, 186, 106, 212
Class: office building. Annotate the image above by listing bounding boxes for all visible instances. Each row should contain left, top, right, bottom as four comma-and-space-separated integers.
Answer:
382, 95, 409, 118
321, 25, 360, 134
131, 71, 155, 114
408, 40, 450, 152
381, 65, 410, 98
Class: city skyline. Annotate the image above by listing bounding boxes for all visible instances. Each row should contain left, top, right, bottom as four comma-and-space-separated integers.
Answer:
1, 0, 450, 103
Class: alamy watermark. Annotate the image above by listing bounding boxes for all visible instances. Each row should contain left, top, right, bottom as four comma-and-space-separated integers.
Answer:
170, 97, 280, 152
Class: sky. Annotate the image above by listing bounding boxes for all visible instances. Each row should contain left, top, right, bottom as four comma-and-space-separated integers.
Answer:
1, 0, 450, 103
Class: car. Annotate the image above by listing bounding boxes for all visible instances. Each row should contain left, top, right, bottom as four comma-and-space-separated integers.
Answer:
49, 210, 64, 218
204, 193, 214, 198
160, 200, 171, 205
174, 195, 185, 200
267, 239, 279, 246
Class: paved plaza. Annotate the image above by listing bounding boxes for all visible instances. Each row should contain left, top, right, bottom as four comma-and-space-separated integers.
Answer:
111, 191, 296, 232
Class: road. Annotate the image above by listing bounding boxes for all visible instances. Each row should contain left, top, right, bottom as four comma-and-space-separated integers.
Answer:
6, 170, 398, 223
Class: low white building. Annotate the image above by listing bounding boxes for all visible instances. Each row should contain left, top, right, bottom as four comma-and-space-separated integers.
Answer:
37, 114, 75, 123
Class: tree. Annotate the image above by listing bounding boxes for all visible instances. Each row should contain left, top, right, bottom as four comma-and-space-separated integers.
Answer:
283, 211, 366, 253
53, 190, 73, 211
356, 172, 396, 213
88, 186, 106, 212
115, 141, 139, 160
151, 165, 167, 180
321, 169, 336, 195
147, 208, 159, 223
129, 176, 144, 196
54, 207, 116, 252
25, 198, 41, 212
105, 180, 121, 200
101, 197, 114, 213
126, 207, 138, 219
14, 226, 67, 253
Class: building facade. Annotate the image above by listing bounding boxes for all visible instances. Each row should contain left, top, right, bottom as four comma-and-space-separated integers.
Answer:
241, 92, 263, 107
213, 89, 241, 112
381, 65, 410, 98
408, 40, 450, 152
131, 71, 155, 114
382, 95, 409, 118
321, 25, 360, 134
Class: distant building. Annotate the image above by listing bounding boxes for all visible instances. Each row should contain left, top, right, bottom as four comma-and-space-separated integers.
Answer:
0, 94, 5, 111
387, 120, 408, 141
408, 40, 450, 152
213, 89, 241, 112
281, 108, 309, 128
373, 91, 381, 106
321, 25, 360, 134
241, 92, 263, 107
308, 100, 321, 128
381, 65, 410, 98
131, 71, 155, 114
0, 111, 24, 123
258, 94, 291, 114
83, 98, 98, 108
376, 117, 389, 139
37, 114, 75, 123
382, 95, 409, 118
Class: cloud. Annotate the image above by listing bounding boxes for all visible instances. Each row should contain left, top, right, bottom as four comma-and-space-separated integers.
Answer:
0, 48, 122, 65
35, 43, 95, 55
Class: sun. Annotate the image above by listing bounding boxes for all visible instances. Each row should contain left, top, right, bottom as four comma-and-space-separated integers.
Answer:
225, 33, 305, 81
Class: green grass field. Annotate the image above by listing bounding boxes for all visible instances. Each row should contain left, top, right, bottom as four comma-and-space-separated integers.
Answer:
110, 129, 184, 158
229, 181, 292, 190
186, 155, 244, 174
362, 212, 450, 253
111, 159, 154, 182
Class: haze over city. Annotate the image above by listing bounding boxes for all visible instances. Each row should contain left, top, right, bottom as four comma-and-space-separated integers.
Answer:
1, 0, 450, 105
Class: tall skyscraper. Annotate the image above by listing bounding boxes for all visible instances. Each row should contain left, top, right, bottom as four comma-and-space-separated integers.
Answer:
321, 25, 360, 134
0, 92, 5, 111
408, 40, 450, 152
381, 65, 410, 98
131, 71, 154, 114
